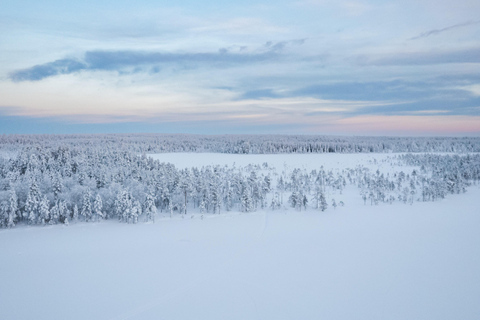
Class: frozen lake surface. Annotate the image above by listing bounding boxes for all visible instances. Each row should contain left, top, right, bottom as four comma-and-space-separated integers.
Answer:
149, 152, 405, 171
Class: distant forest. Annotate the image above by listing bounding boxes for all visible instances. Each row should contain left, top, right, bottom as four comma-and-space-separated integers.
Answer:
1, 133, 480, 154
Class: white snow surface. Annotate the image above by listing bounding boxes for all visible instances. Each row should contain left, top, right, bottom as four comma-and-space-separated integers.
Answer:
149, 152, 407, 171
1, 153, 480, 320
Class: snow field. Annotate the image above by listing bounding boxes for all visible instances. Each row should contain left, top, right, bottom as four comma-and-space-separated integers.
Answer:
149, 152, 413, 172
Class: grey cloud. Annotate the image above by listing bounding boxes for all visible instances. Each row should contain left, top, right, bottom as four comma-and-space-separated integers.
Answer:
9, 49, 280, 82
292, 75, 480, 102
350, 97, 480, 117
264, 38, 307, 52
361, 47, 480, 66
10, 59, 87, 82
84, 50, 277, 69
410, 20, 480, 40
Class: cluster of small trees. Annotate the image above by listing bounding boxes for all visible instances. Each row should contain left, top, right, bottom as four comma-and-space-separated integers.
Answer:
351, 153, 480, 206
1, 137, 479, 229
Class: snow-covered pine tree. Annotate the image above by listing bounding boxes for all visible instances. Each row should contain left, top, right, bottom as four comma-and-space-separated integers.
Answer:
50, 200, 60, 224
93, 194, 104, 222
0, 201, 8, 228
302, 193, 308, 210
319, 191, 328, 212
277, 176, 285, 204
130, 199, 141, 224
52, 173, 63, 199
81, 189, 92, 222
179, 169, 192, 214
241, 183, 253, 212
289, 191, 299, 210
58, 200, 68, 224
313, 185, 323, 209
210, 182, 222, 214
25, 179, 41, 223
224, 181, 233, 212
39, 195, 50, 225
72, 204, 79, 222
7, 189, 18, 228
269, 192, 280, 210
199, 198, 206, 214
144, 193, 156, 222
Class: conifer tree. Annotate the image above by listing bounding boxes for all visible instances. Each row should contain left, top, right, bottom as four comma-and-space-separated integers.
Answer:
144, 194, 156, 222
93, 194, 104, 222
319, 191, 328, 212
7, 189, 18, 228
72, 204, 79, 222
39, 195, 50, 225
81, 189, 92, 222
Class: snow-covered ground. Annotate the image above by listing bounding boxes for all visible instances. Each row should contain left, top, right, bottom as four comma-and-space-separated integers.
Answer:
149, 152, 411, 172
1, 153, 479, 320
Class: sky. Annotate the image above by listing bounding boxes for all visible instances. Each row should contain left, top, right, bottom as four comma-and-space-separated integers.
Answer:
1, 0, 480, 135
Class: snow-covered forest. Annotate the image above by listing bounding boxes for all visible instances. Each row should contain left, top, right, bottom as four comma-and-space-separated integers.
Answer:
1, 134, 479, 228
2, 133, 480, 154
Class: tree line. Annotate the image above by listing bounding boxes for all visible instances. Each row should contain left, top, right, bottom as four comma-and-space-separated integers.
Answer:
1, 134, 479, 155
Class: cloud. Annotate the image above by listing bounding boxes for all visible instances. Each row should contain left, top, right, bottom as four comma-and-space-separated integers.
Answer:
264, 38, 307, 52
85, 50, 277, 69
9, 59, 87, 82
291, 79, 468, 101
410, 20, 480, 40
335, 115, 480, 135
348, 96, 480, 117
9, 48, 283, 82
359, 47, 480, 66
237, 89, 282, 100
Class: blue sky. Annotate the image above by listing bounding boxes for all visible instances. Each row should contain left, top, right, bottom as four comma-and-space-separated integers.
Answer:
1, 0, 480, 135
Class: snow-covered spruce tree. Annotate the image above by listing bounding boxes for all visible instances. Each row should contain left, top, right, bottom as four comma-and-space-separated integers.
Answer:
270, 192, 281, 210
210, 180, 222, 214
81, 189, 92, 222
144, 193, 156, 222
199, 198, 206, 214
93, 194, 104, 222
313, 185, 324, 210
52, 173, 63, 199
302, 193, 308, 210
115, 189, 134, 223
277, 176, 285, 204
39, 195, 50, 225
288, 191, 297, 210
248, 171, 260, 210
179, 169, 193, 215
130, 199, 141, 224
0, 201, 8, 228
319, 191, 328, 212
58, 200, 68, 225
72, 204, 79, 222
7, 189, 18, 228
50, 200, 60, 224
25, 179, 41, 224
224, 181, 233, 212
241, 181, 253, 213
261, 175, 271, 208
